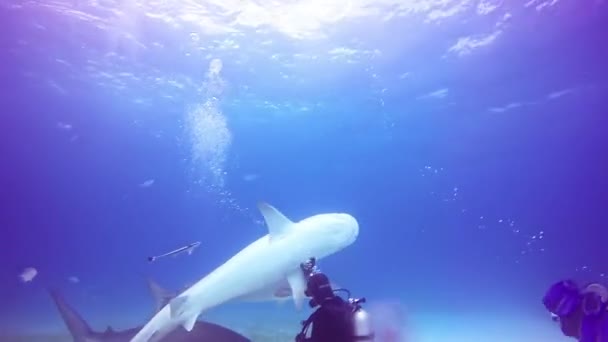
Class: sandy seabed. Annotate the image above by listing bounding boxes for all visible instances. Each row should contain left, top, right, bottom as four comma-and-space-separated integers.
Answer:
0, 312, 571, 342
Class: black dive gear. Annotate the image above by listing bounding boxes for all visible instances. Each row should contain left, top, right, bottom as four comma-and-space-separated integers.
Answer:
543, 280, 608, 341
295, 258, 374, 342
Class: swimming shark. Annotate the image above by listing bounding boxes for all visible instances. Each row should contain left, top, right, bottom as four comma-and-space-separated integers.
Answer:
148, 272, 294, 306
150, 273, 340, 306
130, 202, 359, 342
49, 282, 251, 342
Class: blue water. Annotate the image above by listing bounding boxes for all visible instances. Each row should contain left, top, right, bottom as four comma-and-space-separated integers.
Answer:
1, 0, 607, 341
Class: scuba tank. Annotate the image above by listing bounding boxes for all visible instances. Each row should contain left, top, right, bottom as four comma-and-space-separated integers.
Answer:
580, 283, 608, 342
348, 296, 375, 341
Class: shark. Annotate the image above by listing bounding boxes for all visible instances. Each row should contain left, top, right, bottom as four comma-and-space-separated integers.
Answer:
148, 275, 294, 308
49, 281, 251, 342
130, 202, 359, 342
150, 273, 341, 306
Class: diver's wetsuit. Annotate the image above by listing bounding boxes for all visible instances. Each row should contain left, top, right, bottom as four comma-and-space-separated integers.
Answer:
297, 257, 364, 342
579, 311, 608, 342
306, 296, 355, 342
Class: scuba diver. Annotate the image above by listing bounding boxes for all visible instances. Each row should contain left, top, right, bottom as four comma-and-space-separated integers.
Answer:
295, 257, 375, 342
543, 279, 608, 341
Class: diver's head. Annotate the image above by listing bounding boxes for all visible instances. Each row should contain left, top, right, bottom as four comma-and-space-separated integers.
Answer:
305, 272, 335, 307
543, 280, 585, 339
543, 280, 581, 318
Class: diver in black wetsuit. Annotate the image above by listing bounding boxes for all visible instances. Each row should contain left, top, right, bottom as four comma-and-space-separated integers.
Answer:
295, 258, 374, 342
543, 279, 608, 341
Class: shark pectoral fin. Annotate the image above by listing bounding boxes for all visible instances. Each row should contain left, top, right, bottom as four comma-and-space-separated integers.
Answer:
287, 271, 307, 310
170, 296, 198, 331
169, 296, 188, 319
182, 314, 198, 332
257, 202, 294, 240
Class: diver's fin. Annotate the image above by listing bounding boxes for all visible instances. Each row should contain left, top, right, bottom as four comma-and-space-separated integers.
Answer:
182, 314, 198, 332
146, 278, 176, 313
169, 296, 189, 319
47, 288, 94, 341
287, 270, 307, 310
257, 202, 294, 240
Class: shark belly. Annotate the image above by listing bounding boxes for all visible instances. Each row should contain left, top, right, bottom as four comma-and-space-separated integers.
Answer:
181, 233, 308, 314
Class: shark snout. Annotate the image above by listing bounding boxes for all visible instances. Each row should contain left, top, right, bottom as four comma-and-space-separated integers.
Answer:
335, 213, 359, 243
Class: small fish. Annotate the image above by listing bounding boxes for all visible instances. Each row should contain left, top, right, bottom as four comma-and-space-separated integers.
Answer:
19, 267, 38, 283
139, 179, 155, 188
148, 241, 201, 262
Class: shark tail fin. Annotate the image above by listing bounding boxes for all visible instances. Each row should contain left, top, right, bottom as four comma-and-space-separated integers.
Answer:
48, 288, 93, 342
146, 278, 176, 314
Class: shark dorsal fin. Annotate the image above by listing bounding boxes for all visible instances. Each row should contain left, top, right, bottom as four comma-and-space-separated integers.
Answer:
257, 202, 294, 240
